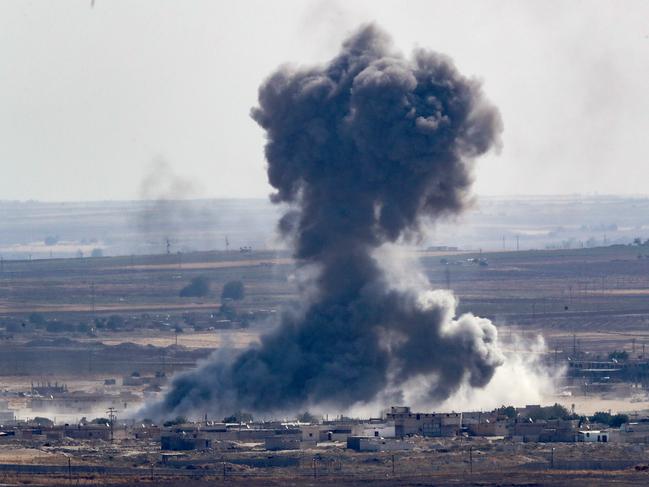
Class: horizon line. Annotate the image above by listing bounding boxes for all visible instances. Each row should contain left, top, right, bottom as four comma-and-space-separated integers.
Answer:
2, 193, 649, 205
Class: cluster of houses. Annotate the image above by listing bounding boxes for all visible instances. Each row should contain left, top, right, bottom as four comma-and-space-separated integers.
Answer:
3, 405, 649, 452
157, 405, 649, 452
0, 418, 113, 442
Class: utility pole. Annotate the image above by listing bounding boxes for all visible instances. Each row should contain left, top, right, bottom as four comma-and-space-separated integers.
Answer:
225, 236, 230, 252
165, 238, 171, 255
106, 407, 117, 442
551, 447, 555, 469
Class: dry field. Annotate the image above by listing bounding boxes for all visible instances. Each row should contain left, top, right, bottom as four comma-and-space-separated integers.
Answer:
2, 245, 649, 411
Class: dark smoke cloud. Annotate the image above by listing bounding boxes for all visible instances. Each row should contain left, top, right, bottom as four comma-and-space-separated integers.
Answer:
145, 24, 503, 418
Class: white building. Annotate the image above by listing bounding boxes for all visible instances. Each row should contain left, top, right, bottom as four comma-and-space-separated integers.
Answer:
576, 430, 609, 442
352, 422, 396, 438
347, 436, 413, 452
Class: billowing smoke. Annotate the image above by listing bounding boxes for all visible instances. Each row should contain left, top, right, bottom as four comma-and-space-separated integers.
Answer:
145, 24, 504, 418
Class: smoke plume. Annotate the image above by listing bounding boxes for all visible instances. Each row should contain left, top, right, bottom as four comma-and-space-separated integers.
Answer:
146, 24, 504, 418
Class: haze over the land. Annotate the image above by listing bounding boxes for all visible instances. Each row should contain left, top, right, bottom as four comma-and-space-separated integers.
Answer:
1, 195, 647, 259
1, 0, 648, 201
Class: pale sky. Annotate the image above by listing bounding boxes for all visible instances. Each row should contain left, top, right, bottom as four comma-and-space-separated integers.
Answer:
1, 0, 648, 201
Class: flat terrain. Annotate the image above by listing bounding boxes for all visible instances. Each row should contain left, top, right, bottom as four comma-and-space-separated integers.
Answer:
2, 245, 649, 485
0, 438, 648, 486
2, 245, 649, 366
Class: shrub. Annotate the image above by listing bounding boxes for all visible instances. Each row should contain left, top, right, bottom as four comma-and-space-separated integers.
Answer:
221, 280, 245, 301
179, 276, 211, 298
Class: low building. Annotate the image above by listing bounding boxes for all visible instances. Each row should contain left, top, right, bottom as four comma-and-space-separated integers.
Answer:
300, 425, 320, 444
133, 424, 161, 441
386, 407, 461, 437
468, 421, 508, 437
161, 432, 211, 451
576, 430, 609, 442
347, 436, 413, 452
320, 427, 353, 442
352, 421, 396, 438
462, 411, 500, 426
509, 421, 545, 442
63, 424, 111, 441
265, 436, 301, 450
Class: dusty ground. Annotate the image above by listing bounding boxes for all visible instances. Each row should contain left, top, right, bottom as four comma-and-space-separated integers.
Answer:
4, 246, 649, 422
0, 439, 648, 486
90, 330, 260, 349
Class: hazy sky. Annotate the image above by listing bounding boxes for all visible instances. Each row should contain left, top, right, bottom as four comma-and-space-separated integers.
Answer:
1, 0, 648, 201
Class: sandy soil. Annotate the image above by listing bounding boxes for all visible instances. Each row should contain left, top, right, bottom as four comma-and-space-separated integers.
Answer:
0, 302, 222, 313
553, 395, 649, 416
94, 330, 260, 349
0, 447, 67, 465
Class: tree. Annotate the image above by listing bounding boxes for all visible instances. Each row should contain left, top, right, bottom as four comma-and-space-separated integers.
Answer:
610, 414, 629, 428
32, 417, 54, 427
221, 280, 245, 301
223, 411, 253, 423
590, 411, 611, 425
525, 403, 571, 421
590, 411, 629, 427
179, 276, 211, 298
497, 405, 517, 419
